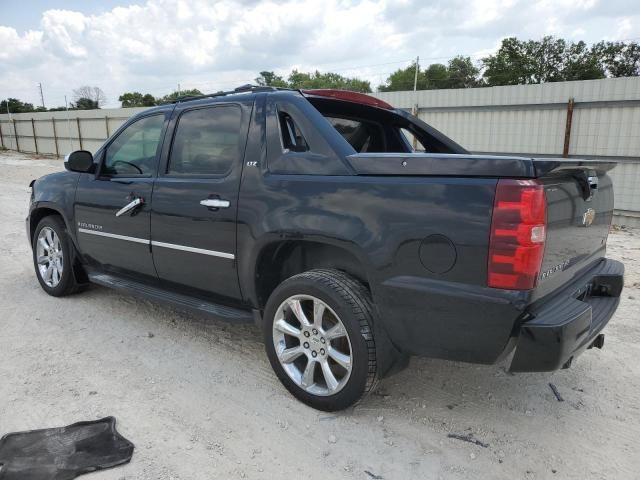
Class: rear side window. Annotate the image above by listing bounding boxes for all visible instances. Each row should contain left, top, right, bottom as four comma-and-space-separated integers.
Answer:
279, 111, 308, 152
169, 106, 242, 175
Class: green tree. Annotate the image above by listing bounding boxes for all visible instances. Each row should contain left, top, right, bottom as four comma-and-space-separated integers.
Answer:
482, 37, 537, 85
159, 88, 203, 103
255, 71, 288, 87
72, 98, 99, 110
119, 92, 157, 107
142, 94, 156, 106
73, 86, 106, 108
563, 41, 604, 80
1, 98, 37, 113
378, 62, 425, 91
446, 56, 481, 88
592, 41, 640, 77
379, 56, 480, 91
480, 36, 635, 86
530, 36, 568, 83
286, 70, 371, 92
424, 63, 449, 89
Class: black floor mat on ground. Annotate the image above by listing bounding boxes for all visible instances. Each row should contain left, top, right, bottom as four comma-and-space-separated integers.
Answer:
0, 416, 134, 480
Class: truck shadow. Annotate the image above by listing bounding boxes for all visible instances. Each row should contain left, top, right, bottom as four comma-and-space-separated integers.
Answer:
365, 353, 590, 416
79, 284, 593, 417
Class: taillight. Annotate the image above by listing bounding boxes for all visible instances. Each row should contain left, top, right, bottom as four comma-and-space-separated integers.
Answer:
488, 179, 546, 290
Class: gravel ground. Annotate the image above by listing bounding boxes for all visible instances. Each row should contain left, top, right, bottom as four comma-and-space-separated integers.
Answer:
1, 150, 639, 480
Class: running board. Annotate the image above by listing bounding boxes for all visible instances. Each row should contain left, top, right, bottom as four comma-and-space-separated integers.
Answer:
87, 272, 253, 322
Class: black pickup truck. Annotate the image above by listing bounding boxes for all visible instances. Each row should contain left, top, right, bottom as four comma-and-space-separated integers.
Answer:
27, 86, 624, 411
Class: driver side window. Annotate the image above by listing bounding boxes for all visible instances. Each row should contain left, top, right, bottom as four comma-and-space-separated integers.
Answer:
103, 114, 165, 176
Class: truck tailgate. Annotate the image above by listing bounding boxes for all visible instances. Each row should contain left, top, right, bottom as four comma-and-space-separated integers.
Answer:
532, 159, 616, 300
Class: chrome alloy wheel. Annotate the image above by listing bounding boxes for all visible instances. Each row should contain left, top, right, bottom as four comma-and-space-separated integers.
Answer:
36, 226, 64, 287
272, 295, 353, 396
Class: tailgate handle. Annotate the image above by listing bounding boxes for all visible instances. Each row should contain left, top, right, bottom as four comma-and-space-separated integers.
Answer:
586, 174, 598, 201
574, 171, 598, 201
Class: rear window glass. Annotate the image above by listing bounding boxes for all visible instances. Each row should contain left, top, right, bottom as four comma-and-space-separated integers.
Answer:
400, 128, 427, 152
308, 96, 464, 154
169, 106, 242, 175
325, 116, 385, 153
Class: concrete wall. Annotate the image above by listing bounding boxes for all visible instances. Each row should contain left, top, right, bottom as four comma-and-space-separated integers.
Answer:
1, 77, 639, 225
0, 107, 148, 156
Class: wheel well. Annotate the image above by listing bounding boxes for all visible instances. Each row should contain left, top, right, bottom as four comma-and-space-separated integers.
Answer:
255, 241, 368, 308
29, 207, 88, 284
29, 208, 64, 242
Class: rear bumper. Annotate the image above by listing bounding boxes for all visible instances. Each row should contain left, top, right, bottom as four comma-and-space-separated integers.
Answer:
509, 258, 624, 372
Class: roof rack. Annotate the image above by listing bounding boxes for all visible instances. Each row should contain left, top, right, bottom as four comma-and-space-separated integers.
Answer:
163, 84, 291, 105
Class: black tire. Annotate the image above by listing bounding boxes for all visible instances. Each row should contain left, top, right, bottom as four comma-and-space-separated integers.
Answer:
263, 269, 377, 411
32, 215, 79, 297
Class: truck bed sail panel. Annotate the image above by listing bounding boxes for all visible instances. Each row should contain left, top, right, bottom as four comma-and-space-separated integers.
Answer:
346, 153, 537, 177
346, 154, 618, 178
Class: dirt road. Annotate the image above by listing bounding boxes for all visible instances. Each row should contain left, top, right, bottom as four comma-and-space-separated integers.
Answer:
1, 150, 639, 479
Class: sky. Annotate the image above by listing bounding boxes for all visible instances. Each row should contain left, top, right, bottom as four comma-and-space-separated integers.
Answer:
1, 0, 639, 108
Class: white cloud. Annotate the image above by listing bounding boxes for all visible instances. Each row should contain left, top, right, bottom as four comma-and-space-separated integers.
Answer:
41, 10, 88, 59
1, 0, 639, 108
0, 26, 42, 61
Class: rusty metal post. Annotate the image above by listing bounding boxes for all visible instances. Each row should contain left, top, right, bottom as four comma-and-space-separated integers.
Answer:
31, 118, 38, 154
0, 121, 4, 149
562, 97, 574, 158
411, 103, 419, 150
76, 117, 83, 150
52, 118, 59, 157
105, 116, 110, 138
13, 119, 20, 152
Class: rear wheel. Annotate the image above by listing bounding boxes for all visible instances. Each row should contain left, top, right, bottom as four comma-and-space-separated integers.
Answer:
32, 216, 79, 297
263, 269, 377, 411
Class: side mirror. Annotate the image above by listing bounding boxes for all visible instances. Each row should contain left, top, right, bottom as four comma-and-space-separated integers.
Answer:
64, 150, 96, 173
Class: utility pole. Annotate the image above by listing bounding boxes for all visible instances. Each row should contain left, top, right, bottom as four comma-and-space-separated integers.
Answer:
412, 56, 420, 150
38, 83, 46, 109
177, 82, 181, 97
6, 98, 17, 150
65, 95, 73, 152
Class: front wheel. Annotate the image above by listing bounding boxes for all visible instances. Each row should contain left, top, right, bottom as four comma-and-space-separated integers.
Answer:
263, 269, 377, 411
32, 216, 79, 297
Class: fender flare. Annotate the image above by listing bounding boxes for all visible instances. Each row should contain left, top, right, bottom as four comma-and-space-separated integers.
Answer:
29, 202, 79, 249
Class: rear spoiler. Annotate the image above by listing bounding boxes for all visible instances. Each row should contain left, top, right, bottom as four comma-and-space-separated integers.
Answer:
345, 153, 617, 178
532, 158, 617, 177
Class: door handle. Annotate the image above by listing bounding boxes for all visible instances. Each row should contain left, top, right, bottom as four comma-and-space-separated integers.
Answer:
200, 199, 230, 209
115, 197, 144, 217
